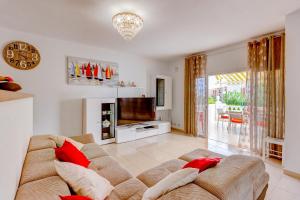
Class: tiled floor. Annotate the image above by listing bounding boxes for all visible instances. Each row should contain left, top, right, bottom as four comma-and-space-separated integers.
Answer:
101, 132, 300, 200
208, 105, 250, 149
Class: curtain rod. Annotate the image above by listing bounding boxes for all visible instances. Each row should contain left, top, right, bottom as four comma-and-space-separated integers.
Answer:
247, 30, 285, 42
185, 53, 205, 59
185, 30, 285, 58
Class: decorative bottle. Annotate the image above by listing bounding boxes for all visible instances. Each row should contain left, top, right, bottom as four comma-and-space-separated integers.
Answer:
86, 62, 92, 79
106, 66, 111, 79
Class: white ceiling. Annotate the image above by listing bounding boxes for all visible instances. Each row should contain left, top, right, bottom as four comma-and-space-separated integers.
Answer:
0, 0, 299, 61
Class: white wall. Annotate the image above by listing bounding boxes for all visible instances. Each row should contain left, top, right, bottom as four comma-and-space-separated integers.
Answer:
169, 58, 185, 130
0, 96, 33, 200
284, 9, 300, 174
0, 27, 169, 136
206, 43, 247, 75
169, 43, 247, 130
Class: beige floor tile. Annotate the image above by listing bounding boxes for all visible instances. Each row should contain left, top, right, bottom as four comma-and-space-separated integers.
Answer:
268, 187, 300, 200
277, 174, 300, 195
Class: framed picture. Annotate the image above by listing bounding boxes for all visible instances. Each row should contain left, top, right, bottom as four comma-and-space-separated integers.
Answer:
67, 56, 119, 87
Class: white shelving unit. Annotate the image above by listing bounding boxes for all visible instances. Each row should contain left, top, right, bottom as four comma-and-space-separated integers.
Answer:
83, 98, 116, 145
155, 75, 172, 110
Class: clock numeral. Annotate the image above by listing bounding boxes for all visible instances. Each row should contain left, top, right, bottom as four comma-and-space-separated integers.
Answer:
27, 62, 32, 67
6, 50, 14, 58
19, 43, 27, 51
15, 60, 20, 66
10, 58, 14, 63
13, 44, 18, 49
20, 60, 27, 68
32, 53, 39, 61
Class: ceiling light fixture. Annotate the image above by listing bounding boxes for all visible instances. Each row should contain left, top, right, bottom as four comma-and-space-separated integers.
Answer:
112, 12, 143, 40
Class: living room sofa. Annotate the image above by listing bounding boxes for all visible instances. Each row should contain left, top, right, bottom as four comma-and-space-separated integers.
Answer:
15, 134, 269, 200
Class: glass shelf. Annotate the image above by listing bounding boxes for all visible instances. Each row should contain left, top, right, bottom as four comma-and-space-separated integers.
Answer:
101, 103, 115, 140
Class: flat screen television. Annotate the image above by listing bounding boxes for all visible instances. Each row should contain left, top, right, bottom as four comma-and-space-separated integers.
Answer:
117, 97, 156, 125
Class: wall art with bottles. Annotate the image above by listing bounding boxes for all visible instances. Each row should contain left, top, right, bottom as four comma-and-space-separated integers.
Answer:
67, 56, 119, 86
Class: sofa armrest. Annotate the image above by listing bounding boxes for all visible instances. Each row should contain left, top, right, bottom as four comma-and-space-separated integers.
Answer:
70, 134, 95, 144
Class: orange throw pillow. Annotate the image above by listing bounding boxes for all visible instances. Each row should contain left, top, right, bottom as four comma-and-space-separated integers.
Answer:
231, 118, 243, 123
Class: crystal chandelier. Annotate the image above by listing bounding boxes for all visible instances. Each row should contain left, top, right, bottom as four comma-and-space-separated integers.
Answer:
112, 12, 143, 40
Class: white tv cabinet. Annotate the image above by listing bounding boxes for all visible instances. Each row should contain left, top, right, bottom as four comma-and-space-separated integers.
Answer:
115, 121, 171, 143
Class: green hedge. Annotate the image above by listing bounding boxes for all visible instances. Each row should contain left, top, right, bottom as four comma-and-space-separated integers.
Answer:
208, 96, 216, 104
223, 91, 247, 106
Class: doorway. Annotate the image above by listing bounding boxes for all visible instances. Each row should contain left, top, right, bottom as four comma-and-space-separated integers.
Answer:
207, 72, 249, 149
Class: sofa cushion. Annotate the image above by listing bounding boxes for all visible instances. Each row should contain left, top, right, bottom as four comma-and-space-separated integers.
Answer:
89, 155, 117, 169
28, 135, 56, 152
109, 178, 148, 200
137, 159, 187, 187
179, 148, 225, 162
25, 148, 56, 163
194, 155, 266, 200
158, 159, 187, 172
20, 149, 57, 185
157, 183, 219, 200
15, 176, 71, 200
81, 143, 109, 159
90, 156, 132, 186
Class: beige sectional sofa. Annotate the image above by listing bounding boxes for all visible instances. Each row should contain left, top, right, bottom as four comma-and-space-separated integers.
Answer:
15, 135, 269, 200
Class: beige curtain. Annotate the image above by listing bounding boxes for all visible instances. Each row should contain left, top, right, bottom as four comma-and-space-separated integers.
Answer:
247, 33, 285, 155
184, 55, 207, 136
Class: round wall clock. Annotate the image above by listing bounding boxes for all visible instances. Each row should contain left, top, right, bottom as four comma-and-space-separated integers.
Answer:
2, 41, 40, 70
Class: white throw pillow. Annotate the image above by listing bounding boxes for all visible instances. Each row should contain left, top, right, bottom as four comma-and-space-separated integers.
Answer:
49, 135, 84, 150
142, 168, 199, 200
54, 160, 114, 200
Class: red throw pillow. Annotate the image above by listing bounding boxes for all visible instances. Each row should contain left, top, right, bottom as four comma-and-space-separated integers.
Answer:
182, 157, 221, 172
59, 195, 92, 200
221, 115, 229, 119
55, 140, 90, 168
